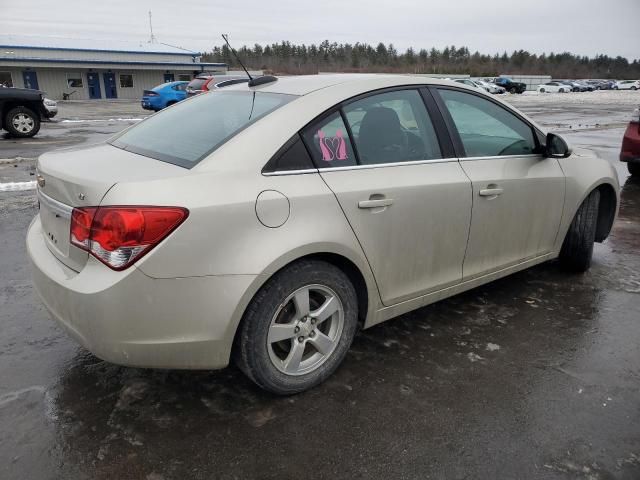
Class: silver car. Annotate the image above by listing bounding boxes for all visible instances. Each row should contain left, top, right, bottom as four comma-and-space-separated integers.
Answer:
28, 75, 619, 394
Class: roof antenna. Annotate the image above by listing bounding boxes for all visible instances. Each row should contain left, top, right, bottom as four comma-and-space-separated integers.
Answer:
222, 34, 252, 81
148, 10, 157, 44
221, 34, 277, 87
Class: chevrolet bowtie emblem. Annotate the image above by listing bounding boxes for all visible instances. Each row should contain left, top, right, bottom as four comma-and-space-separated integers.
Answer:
36, 174, 45, 188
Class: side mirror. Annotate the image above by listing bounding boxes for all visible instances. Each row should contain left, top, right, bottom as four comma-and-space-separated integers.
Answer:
546, 132, 572, 158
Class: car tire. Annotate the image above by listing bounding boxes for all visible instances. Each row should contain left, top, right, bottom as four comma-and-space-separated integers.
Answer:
509, 87, 516, 94
559, 88, 565, 93
4, 106, 41, 138
632, 86, 638, 91
539, 88, 545, 93
234, 259, 359, 395
559, 189, 600, 273
628, 163, 640, 176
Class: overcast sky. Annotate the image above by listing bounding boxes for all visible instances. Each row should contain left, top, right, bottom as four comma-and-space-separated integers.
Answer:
1, 0, 638, 60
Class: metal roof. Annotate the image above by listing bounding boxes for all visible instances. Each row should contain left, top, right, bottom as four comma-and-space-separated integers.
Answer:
0, 34, 200, 55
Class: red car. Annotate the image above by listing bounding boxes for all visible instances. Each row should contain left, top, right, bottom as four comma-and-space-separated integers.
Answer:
621, 107, 640, 176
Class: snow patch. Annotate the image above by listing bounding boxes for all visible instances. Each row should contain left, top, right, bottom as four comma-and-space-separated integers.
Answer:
467, 352, 484, 362
0, 181, 36, 192
486, 343, 501, 351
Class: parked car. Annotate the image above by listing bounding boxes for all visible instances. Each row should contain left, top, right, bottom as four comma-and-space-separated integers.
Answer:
28, 75, 619, 394
620, 106, 640, 176
573, 80, 594, 92
43, 98, 58, 119
141, 81, 188, 112
615, 80, 639, 91
185, 75, 247, 97
0, 87, 48, 137
454, 79, 486, 91
493, 77, 527, 94
473, 79, 506, 94
586, 80, 610, 90
556, 80, 582, 92
537, 82, 571, 93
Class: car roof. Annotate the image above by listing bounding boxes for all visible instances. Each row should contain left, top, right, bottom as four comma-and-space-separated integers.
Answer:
222, 73, 461, 96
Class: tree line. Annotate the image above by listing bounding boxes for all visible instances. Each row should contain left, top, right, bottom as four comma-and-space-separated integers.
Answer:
202, 41, 640, 79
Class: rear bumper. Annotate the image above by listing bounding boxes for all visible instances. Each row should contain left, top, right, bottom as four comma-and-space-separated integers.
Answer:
27, 215, 256, 370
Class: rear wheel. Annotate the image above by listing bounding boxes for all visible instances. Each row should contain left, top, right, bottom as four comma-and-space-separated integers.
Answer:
4, 106, 40, 138
235, 260, 358, 394
539, 88, 546, 93
559, 190, 600, 272
509, 87, 516, 94
628, 162, 640, 176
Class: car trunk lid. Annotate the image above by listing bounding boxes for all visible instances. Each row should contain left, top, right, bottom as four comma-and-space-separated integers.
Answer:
36, 143, 188, 272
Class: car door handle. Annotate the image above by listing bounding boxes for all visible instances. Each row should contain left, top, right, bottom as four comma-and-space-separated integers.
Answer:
479, 187, 504, 197
358, 198, 394, 209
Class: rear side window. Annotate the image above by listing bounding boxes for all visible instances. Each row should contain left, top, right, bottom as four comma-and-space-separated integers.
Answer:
301, 112, 357, 168
438, 89, 536, 157
343, 89, 442, 165
111, 91, 295, 168
187, 78, 208, 89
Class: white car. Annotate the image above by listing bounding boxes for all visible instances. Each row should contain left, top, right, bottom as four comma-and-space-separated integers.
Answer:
43, 98, 57, 118
454, 79, 485, 91
28, 74, 619, 394
537, 82, 571, 93
473, 79, 506, 94
615, 80, 639, 91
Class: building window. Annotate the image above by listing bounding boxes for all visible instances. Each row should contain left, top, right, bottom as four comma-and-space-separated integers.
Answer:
0, 71, 13, 87
178, 74, 192, 81
119, 74, 134, 88
67, 73, 84, 88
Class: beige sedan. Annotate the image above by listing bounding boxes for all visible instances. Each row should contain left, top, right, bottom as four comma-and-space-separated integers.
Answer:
28, 74, 619, 394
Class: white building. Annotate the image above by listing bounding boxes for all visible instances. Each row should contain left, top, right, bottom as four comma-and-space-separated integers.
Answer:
0, 34, 227, 100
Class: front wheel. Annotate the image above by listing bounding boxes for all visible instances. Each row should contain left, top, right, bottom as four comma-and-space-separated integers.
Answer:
628, 162, 640, 176
631, 86, 638, 91
539, 88, 546, 93
559, 190, 600, 272
4, 106, 41, 138
235, 260, 358, 394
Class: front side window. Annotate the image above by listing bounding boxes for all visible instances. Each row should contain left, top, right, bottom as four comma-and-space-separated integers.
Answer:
343, 89, 441, 165
438, 89, 536, 157
111, 91, 295, 168
301, 112, 357, 168
119, 74, 134, 88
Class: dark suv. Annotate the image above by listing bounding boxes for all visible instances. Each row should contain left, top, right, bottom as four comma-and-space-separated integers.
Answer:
0, 87, 48, 137
494, 77, 527, 94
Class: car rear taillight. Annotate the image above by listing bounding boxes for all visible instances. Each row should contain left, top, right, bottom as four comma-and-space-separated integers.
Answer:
631, 108, 640, 124
143, 90, 160, 96
70, 206, 188, 270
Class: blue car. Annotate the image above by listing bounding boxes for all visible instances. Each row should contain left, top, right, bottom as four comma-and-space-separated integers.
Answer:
141, 81, 188, 111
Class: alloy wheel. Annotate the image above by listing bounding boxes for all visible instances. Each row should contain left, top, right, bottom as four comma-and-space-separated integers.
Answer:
11, 113, 35, 134
267, 284, 344, 376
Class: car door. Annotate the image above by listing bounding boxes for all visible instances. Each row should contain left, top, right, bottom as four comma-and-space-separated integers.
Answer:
433, 87, 565, 280
301, 88, 472, 306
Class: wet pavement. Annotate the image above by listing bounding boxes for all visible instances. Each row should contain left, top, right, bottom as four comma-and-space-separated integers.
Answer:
1, 97, 639, 479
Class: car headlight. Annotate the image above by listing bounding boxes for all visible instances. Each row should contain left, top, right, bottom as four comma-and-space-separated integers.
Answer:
44, 98, 57, 106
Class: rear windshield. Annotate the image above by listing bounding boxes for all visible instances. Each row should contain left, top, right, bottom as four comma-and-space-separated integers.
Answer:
110, 91, 295, 168
187, 78, 208, 89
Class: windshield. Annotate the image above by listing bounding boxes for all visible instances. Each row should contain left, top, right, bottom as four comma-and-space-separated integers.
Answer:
111, 91, 295, 168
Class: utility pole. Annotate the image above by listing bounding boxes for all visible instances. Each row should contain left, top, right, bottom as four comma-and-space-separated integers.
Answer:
148, 10, 157, 44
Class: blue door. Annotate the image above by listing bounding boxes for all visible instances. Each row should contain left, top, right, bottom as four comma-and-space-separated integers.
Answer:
103, 72, 117, 99
22, 71, 39, 90
87, 72, 102, 99
164, 73, 174, 82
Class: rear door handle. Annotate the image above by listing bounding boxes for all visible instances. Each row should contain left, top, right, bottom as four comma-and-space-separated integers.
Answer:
358, 198, 394, 209
479, 187, 504, 197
